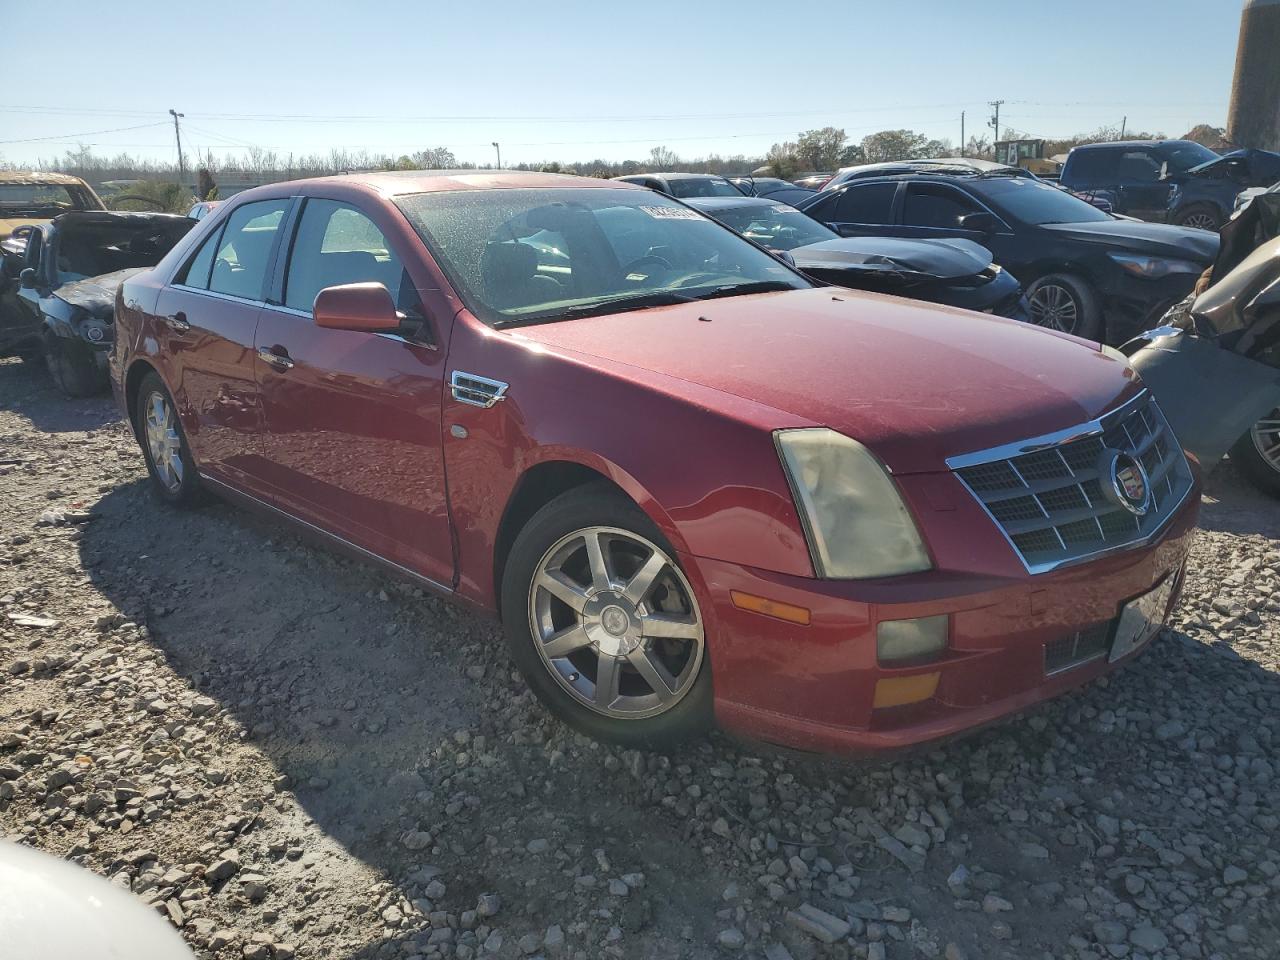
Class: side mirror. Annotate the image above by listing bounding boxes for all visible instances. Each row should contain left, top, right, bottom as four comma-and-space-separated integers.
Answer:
1158, 161, 1170, 181
313, 282, 400, 333
958, 212, 998, 233
19, 267, 36, 289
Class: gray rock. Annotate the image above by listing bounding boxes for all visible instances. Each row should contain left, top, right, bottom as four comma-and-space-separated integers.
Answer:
1129, 926, 1168, 952
1223, 865, 1248, 885
785, 904, 851, 944
717, 928, 746, 949
476, 893, 501, 918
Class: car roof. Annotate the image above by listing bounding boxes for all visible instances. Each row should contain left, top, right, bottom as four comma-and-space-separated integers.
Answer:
276, 169, 641, 199
617, 172, 729, 181
834, 158, 1010, 177
1071, 139, 1199, 151
0, 171, 89, 186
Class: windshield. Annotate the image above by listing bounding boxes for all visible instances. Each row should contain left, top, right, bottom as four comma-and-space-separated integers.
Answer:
1166, 141, 1220, 173
0, 183, 79, 214
976, 177, 1113, 225
395, 188, 808, 326
711, 203, 836, 250
666, 177, 742, 199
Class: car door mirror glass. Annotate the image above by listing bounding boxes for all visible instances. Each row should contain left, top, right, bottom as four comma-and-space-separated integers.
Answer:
313, 282, 401, 333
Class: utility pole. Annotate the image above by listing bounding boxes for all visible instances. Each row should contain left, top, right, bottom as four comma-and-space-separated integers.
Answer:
988, 100, 1004, 148
960, 112, 966, 157
1120, 115, 1127, 139
492, 141, 501, 170
169, 108, 186, 186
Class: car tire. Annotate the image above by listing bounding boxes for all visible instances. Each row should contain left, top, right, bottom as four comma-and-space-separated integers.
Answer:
500, 483, 713, 750
43, 333, 103, 398
1025, 273, 1101, 341
1174, 203, 1222, 233
134, 371, 203, 507
1230, 412, 1280, 499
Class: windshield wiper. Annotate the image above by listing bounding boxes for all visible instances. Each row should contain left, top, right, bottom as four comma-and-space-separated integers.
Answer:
494, 290, 699, 328
692, 280, 798, 300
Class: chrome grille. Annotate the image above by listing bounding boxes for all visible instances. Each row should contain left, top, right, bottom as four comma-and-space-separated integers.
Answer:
948, 392, 1193, 573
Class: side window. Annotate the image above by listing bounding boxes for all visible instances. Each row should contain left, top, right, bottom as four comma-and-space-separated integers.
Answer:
1116, 151, 1162, 183
833, 183, 897, 224
903, 184, 982, 229
284, 199, 412, 313
176, 228, 219, 289
1065, 149, 1113, 184
209, 199, 290, 300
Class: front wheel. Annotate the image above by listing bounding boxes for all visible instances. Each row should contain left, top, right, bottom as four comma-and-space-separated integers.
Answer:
1174, 203, 1222, 233
1025, 273, 1101, 341
500, 484, 712, 749
1230, 411, 1280, 498
134, 372, 203, 506
44, 334, 104, 397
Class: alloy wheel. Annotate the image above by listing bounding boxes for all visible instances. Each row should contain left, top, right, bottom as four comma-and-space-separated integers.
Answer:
144, 390, 184, 493
528, 526, 704, 720
1028, 283, 1080, 333
1182, 213, 1219, 231
1250, 410, 1280, 474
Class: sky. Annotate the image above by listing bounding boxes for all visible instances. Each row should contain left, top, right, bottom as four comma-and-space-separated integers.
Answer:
0, 0, 1247, 170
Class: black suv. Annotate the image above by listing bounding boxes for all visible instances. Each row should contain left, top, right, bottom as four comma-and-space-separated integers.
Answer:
797, 164, 1218, 343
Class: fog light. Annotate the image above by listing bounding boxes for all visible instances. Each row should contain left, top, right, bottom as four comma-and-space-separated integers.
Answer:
876, 615, 948, 664
873, 672, 940, 709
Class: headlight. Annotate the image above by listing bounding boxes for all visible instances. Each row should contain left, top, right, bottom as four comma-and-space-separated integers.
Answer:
1108, 252, 1205, 280
775, 428, 932, 579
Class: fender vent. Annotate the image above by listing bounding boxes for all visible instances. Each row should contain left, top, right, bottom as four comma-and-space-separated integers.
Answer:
450, 371, 509, 408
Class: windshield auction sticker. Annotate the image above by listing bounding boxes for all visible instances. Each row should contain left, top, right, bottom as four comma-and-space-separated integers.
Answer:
640, 206, 703, 220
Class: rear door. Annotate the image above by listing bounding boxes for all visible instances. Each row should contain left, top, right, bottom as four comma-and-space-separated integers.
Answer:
811, 181, 900, 237
253, 197, 455, 587
153, 197, 292, 495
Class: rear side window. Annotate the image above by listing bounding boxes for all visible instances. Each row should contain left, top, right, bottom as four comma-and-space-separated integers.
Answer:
284, 199, 410, 312
903, 184, 982, 229
833, 183, 897, 224
209, 200, 290, 300
1065, 148, 1115, 184
177, 229, 219, 289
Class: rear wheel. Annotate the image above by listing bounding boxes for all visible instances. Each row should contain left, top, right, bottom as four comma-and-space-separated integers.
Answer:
1025, 273, 1101, 341
1231, 411, 1280, 498
43, 333, 103, 397
1175, 203, 1222, 232
500, 484, 712, 749
134, 372, 203, 506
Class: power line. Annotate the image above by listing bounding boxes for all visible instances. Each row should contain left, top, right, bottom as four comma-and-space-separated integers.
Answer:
0, 120, 169, 145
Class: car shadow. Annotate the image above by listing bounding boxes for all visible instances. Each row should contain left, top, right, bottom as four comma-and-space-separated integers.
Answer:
0, 356, 119, 434
1198, 458, 1280, 536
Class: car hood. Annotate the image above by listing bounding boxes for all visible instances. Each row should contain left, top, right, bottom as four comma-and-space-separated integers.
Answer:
792, 236, 993, 280
1040, 218, 1219, 262
512, 287, 1139, 474
1182, 148, 1280, 186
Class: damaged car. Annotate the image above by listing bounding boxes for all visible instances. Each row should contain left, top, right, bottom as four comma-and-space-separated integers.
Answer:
1123, 191, 1280, 496
1, 211, 194, 395
689, 195, 1027, 319
1165, 148, 1280, 233
0, 171, 105, 247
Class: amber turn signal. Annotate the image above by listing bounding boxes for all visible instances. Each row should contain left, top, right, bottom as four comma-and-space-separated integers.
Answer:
872, 672, 940, 709
730, 590, 811, 625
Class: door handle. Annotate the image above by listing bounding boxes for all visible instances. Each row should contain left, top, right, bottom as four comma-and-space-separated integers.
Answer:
163, 311, 190, 333
257, 346, 295, 371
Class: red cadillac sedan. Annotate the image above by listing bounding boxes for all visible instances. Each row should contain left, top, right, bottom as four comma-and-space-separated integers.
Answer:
110, 171, 1199, 755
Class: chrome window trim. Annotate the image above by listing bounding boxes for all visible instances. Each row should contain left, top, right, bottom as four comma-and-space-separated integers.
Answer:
946, 390, 1196, 576
170, 284, 266, 308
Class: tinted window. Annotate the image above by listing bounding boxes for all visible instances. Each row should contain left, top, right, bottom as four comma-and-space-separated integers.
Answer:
1115, 150, 1161, 183
665, 178, 742, 199
209, 200, 288, 300
977, 177, 1112, 225
394, 188, 807, 326
902, 184, 982, 228
1065, 148, 1115, 183
833, 183, 896, 224
1164, 141, 1220, 173
285, 200, 409, 312
713, 203, 835, 250
177, 229, 220, 289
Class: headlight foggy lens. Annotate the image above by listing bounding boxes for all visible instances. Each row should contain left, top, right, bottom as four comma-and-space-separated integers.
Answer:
1108, 253, 1204, 279
776, 428, 932, 579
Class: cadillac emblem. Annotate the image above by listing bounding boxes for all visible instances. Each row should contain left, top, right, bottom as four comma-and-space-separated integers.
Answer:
1103, 450, 1151, 516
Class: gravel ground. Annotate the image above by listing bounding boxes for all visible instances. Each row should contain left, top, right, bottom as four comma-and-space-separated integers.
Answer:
2, 353, 1279, 960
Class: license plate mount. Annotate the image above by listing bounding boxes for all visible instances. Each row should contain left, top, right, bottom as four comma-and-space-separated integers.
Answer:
1109, 575, 1176, 663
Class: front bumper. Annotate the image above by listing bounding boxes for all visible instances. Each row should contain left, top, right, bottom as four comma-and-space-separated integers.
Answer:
1099, 270, 1206, 345
692, 483, 1199, 755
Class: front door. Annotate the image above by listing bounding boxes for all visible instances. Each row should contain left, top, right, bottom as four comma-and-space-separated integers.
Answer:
1113, 148, 1173, 222
156, 197, 292, 494
254, 197, 455, 587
